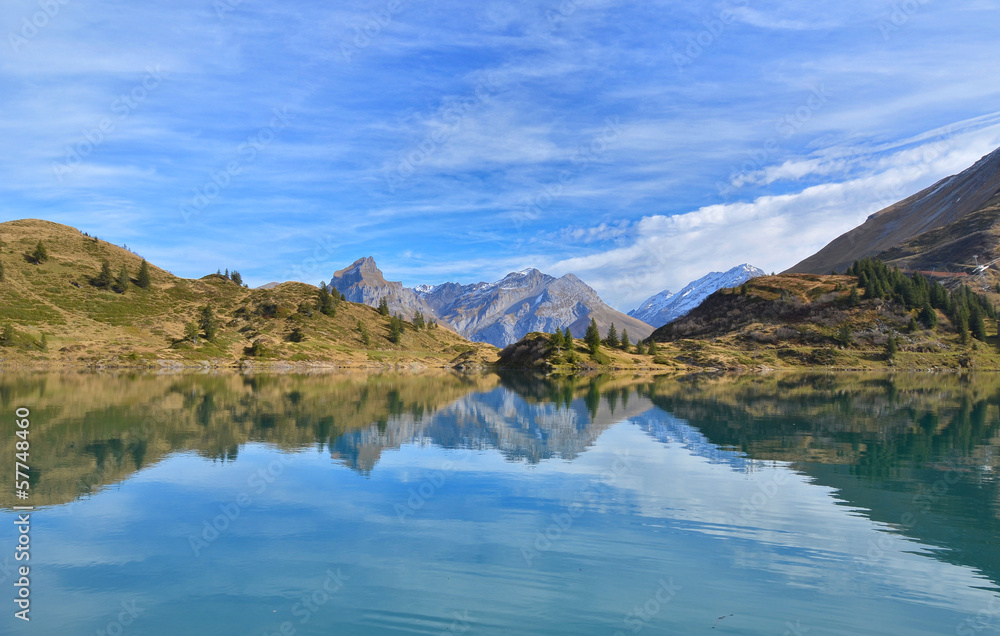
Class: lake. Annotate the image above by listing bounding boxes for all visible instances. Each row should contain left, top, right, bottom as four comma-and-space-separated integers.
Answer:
2, 371, 999, 635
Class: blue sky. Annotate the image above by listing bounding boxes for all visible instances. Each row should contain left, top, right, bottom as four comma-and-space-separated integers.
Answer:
1, 0, 999, 309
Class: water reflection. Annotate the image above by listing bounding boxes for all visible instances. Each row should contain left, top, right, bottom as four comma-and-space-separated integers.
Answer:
2, 370, 1000, 634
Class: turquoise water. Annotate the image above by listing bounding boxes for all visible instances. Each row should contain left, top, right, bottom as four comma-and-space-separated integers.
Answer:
2, 372, 999, 634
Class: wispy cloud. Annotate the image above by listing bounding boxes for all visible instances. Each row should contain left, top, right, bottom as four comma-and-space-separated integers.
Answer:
0, 0, 997, 313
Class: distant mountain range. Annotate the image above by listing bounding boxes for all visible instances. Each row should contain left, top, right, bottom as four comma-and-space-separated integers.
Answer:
628, 264, 766, 328
327, 257, 654, 347
788, 146, 1000, 276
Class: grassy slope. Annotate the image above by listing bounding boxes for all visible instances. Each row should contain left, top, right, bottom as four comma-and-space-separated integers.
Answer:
648, 273, 1000, 371
876, 192, 1000, 276
0, 219, 496, 367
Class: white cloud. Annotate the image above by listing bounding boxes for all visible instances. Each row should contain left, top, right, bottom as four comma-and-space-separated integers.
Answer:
548, 121, 1000, 309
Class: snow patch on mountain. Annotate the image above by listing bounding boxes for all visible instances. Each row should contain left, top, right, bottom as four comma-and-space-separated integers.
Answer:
629, 264, 766, 327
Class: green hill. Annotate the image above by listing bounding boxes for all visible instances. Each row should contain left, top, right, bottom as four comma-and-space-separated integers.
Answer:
647, 267, 1000, 371
0, 219, 496, 368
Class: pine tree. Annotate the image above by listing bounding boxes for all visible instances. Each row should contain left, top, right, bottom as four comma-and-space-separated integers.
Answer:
94, 260, 113, 288
414, 311, 425, 330
847, 286, 860, 307
604, 323, 619, 348
919, 303, 937, 329
563, 327, 574, 349
907, 316, 918, 333
886, 332, 898, 360
378, 297, 390, 316
389, 317, 402, 344
955, 310, 970, 345
647, 338, 658, 355
0, 259, 4, 282
1, 323, 14, 347
620, 329, 630, 351
30, 241, 47, 264
199, 305, 218, 341
317, 286, 336, 316
114, 265, 129, 293
184, 321, 200, 344
136, 260, 151, 289
229, 270, 243, 286
356, 320, 371, 347
634, 340, 646, 355
970, 304, 987, 341
836, 323, 853, 346
584, 318, 601, 354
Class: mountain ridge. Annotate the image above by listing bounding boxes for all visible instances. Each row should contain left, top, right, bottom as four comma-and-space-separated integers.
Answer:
327, 258, 654, 347
629, 264, 766, 327
787, 146, 1000, 275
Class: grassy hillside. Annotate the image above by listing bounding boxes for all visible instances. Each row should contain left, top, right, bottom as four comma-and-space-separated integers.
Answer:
876, 191, 1000, 279
647, 271, 1000, 371
0, 219, 496, 368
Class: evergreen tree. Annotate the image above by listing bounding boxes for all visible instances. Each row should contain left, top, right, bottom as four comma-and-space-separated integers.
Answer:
199, 305, 218, 341
94, 260, 113, 288
388, 316, 402, 344
340, 291, 346, 302
955, 310, 970, 345
1, 323, 14, 347
549, 330, 564, 351
414, 311, 426, 330
184, 321, 200, 344
378, 297, 390, 316
114, 265, 130, 293
634, 340, 646, 355
907, 316, 918, 333
836, 323, 853, 346
604, 323, 619, 348
0, 259, 4, 282
356, 320, 371, 346
584, 318, 601, 354
563, 327, 574, 349
620, 329, 630, 351
847, 286, 860, 307
288, 327, 305, 343
317, 286, 336, 316
919, 303, 938, 329
970, 304, 988, 341
229, 270, 243, 286
39, 332, 47, 352
647, 338, 658, 355
136, 260, 151, 289
30, 241, 47, 264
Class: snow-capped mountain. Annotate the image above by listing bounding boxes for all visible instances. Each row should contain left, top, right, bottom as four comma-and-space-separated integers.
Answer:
629, 264, 766, 328
328, 258, 654, 347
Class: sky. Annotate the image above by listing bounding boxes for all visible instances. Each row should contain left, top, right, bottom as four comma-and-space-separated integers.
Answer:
1, 0, 999, 310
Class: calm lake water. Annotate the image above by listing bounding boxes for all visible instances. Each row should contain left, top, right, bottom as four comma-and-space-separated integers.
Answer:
3, 371, 1000, 635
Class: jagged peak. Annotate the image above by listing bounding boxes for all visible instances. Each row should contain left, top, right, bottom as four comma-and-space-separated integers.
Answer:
334, 256, 383, 280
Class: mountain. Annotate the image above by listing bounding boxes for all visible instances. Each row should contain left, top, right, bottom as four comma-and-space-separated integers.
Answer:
645, 269, 1000, 370
328, 258, 654, 347
329, 257, 436, 316
0, 219, 496, 367
788, 146, 1000, 275
629, 264, 766, 327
